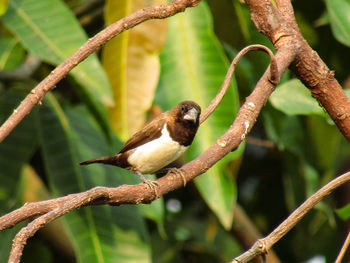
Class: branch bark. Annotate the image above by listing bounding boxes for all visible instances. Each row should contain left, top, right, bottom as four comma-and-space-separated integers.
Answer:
245, 0, 350, 142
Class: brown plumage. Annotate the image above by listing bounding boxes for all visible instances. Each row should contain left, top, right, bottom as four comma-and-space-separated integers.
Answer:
80, 101, 201, 187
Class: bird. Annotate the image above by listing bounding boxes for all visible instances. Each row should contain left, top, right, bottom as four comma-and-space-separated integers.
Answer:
80, 100, 201, 195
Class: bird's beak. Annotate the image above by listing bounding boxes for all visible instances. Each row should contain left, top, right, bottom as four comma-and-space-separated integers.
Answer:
184, 108, 198, 123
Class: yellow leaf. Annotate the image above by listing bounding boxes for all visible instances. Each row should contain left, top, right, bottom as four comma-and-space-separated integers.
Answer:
102, 0, 167, 140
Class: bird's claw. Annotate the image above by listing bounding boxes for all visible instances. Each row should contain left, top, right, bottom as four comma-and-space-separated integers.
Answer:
143, 179, 160, 198
169, 168, 187, 187
135, 171, 160, 198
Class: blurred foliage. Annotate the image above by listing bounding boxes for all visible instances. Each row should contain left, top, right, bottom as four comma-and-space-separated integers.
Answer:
1, 0, 350, 262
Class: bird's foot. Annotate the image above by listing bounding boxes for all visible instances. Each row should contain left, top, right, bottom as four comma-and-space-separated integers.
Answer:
136, 171, 160, 198
143, 179, 160, 198
169, 168, 187, 187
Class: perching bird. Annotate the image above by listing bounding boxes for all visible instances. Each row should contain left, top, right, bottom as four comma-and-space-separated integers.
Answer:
80, 100, 201, 194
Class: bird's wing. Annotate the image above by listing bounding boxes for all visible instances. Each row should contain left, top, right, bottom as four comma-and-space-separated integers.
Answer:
118, 112, 168, 153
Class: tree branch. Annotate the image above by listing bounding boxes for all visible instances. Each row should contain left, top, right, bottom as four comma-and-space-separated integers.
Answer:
245, 0, 350, 142
0, 46, 287, 231
231, 171, 350, 263
0, 0, 201, 142
1, 44, 289, 262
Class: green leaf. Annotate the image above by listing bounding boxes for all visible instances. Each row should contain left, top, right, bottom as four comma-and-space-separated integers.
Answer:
336, 203, 350, 220
270, 78, 326, 116
307, 116, 340, 171
0, 37, 24, 70
37, 94, 151, 263
326, 0, 350, 47
2, 0, 113, 106
0, 0, 8, 16
0, 88, 38, 212
0, 88, 38, 260
232, 0, 251, 42
156, 2, 242, 229
263, 107, 306, 157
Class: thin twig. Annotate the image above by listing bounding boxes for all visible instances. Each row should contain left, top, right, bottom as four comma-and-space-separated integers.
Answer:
0, 0, 201, 142
231, 171, 350, 263
199, 44, 279, 124
335, 230, 350, 263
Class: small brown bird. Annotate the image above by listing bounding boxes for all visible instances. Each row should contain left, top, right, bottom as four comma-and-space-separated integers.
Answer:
80, 101, 201, 193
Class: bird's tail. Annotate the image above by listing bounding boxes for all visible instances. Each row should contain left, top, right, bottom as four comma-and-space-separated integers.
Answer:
80, 156, 118, 166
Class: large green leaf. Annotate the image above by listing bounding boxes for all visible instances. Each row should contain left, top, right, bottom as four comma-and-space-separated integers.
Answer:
156, 2, 242, 229
270, 79, 327, 117
326, 0, 350, 47
2, 0, 112, 106
0, 88, 38, 212
37, 94, 151, 263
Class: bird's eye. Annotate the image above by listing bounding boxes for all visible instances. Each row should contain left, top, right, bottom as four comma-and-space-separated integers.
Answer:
181, 105, 186, 112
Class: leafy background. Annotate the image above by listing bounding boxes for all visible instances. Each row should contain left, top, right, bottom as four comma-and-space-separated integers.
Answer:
1, 0, 350, 262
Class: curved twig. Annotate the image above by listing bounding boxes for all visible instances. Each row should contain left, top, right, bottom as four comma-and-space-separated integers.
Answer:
0, 0, 201, 143
335, 230, 350, 263
231, 171, 350, 263
199, 44, 279, 124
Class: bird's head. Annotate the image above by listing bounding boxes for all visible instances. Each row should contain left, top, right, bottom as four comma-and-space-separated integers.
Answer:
173, 101, 201, 125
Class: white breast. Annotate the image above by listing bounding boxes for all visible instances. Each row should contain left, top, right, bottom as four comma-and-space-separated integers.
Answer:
127, 124, 188, 174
